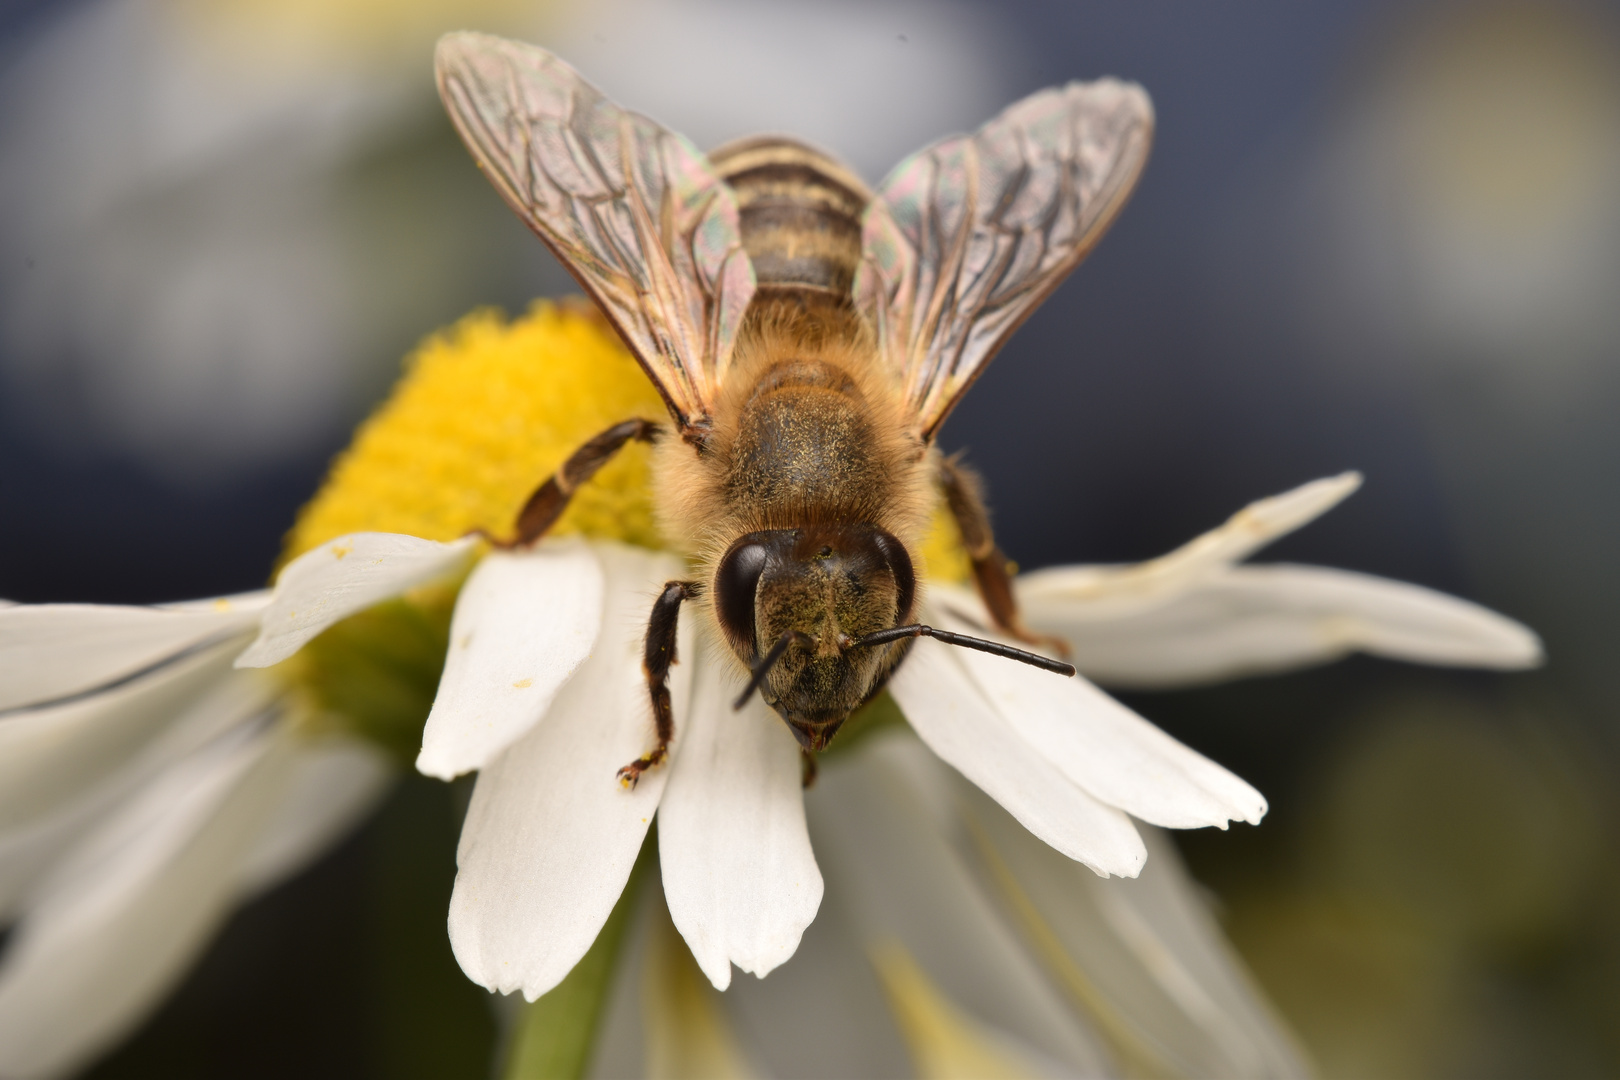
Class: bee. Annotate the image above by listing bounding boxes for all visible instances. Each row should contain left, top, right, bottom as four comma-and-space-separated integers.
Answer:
434, 32, 1153, 784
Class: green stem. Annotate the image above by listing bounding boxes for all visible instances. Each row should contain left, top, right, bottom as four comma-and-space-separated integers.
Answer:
502, 831, 652, 1079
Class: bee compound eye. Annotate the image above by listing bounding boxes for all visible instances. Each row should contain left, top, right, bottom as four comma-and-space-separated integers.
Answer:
870, 530, 916, 625
714, 539, 770, 652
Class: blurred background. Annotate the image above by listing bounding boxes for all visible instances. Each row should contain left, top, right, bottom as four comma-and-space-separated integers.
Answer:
2, 0, 1618, 1076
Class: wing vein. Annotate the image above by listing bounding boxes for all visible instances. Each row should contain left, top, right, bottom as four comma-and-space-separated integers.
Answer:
856, 78, 1154, 441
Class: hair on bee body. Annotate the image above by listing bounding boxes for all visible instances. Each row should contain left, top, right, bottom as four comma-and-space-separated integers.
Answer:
653, 307, 934, 568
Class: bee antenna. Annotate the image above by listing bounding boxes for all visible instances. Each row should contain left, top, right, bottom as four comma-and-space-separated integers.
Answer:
851, 624, 1075, 678
733, 631, 813, 710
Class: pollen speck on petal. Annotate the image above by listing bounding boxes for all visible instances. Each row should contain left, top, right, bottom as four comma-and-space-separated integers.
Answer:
235, 533, 477, 669
416, 540, 604, 780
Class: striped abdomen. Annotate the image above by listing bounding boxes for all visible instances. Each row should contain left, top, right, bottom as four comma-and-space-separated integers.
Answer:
708, 137, 872, 310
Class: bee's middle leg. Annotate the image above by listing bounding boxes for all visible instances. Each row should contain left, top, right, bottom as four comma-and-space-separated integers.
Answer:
497, 418, 660, 548
937, 453, 1070, 657
618, 579, 699, 788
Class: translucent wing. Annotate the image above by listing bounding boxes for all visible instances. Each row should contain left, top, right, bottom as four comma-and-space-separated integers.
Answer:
435, 32, 755, 436
855, 79, 1153, 441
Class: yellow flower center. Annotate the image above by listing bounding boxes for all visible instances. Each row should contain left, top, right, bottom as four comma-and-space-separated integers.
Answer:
284, 301, 664, 561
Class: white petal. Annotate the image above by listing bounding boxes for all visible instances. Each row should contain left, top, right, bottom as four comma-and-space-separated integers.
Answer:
415, 540, 605, 779
887, 636, 1148, 876
658, 642, 823, 990
0, 722, 297, 1080
448, 543, 690, 1000
0, 801, 106, 926
1029, 563, 1544, 690
235, 533, 477, 668
795, 732, 1120, 1076
927, 594, 1266, 831
1016, 472, 1362, 618
0, 668, 277, 920
955, 785, 1313, 1078
156, 591, 272, 616
0, 642, 271, 834
0, 597, 263, 712
233, 736, 393, 899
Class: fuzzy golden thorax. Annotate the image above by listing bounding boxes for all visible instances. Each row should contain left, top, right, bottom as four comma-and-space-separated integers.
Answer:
653, 308, 936, 740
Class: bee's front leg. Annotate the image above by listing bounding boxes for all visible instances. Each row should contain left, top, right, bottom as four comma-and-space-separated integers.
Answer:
937, 453, 1071, 658
493, 418, 661, 548
618, 579, 699, 788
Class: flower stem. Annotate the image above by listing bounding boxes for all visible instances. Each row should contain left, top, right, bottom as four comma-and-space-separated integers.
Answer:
501, 831, 652, 1079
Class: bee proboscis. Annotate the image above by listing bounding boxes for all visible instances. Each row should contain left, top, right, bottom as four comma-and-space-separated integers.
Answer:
435, 32, 1153, 783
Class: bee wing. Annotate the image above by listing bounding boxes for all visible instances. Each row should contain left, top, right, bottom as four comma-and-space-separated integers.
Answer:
856, 79, 1153, 441
435, 32, 755, 436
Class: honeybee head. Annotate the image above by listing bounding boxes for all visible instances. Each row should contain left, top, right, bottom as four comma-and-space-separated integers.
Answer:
712, 524, 916, 750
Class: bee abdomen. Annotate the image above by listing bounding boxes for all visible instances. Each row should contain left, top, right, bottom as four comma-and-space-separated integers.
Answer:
708, 137, 871, 303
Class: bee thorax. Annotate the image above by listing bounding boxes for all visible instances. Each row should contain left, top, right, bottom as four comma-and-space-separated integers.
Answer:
726, 357, 890, 520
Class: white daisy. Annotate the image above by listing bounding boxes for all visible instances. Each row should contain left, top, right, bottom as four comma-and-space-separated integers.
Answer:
231, 470, 1539, 1006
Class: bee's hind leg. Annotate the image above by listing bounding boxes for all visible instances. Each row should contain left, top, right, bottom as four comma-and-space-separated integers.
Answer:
492, 418, 661, 548
618, 579, 699, 788
937, 453, 1071, 658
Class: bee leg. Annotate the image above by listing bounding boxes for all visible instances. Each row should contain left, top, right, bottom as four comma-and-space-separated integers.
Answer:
937, 453, 1071, 658
801, 749, 818, 789
618, 579, 699, 788
498, 418, 661, 548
